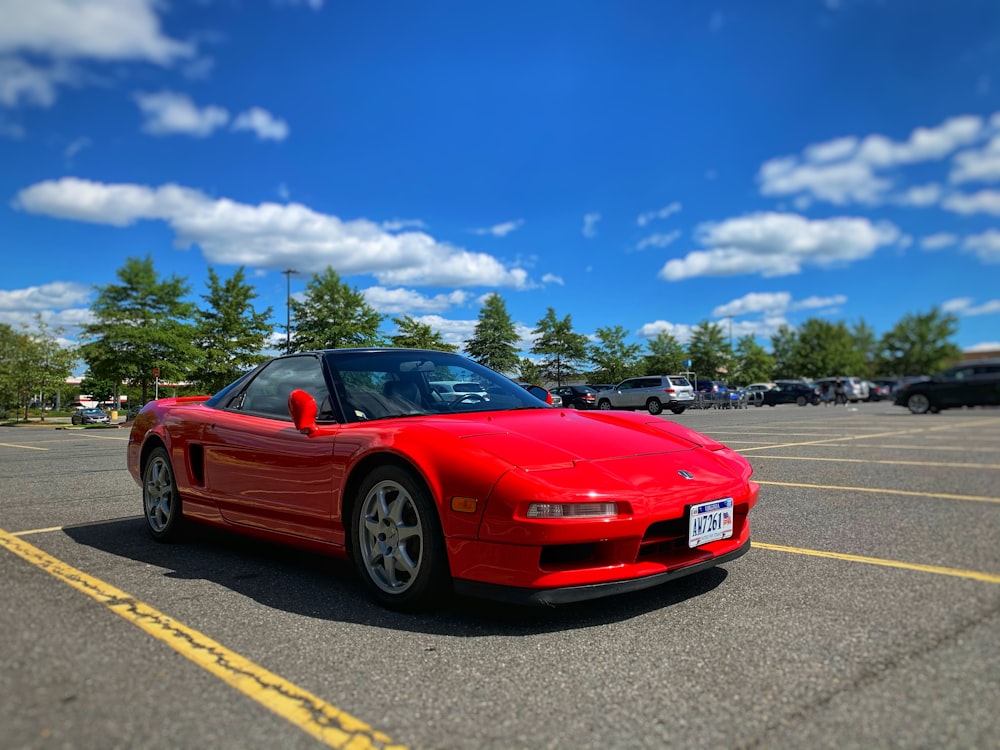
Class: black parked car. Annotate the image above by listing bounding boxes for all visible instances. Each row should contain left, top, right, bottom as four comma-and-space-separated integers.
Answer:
754, 380, 821, 407
894, 359, 1000, 414
552, 385, 599, 409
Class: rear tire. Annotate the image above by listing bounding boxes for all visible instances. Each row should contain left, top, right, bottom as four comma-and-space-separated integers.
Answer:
597, 399, 612, 410
142, 446, 184, 542
646, 398, 663, 415
670, 406, 687, 415
907, 393, 931, 414
796, 395, 807, 407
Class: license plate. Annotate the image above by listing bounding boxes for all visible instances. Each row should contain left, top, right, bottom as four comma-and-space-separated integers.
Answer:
688, 497, 734, 547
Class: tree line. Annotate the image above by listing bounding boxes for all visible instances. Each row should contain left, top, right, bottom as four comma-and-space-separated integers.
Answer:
1, 255, 964, 417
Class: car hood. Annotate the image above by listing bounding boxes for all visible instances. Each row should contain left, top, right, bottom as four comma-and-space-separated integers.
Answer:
419, 409, 716, 470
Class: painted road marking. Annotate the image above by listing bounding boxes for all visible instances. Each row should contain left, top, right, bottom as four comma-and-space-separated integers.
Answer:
756, 479, 1000, 504
753, 542, 1000, 584
0, 529, 405, 750
748, 455, 1000, 470
0, 442, 48, 451
736, 417, 1000, 453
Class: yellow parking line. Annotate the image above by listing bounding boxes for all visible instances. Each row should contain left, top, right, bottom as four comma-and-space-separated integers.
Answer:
753, 542, 1000, 584
756, 480, 1000, 504
0, 529, 405, 750
749, 455, 1000, 470
737, 417, 1000, 453
0, 442, 48, 451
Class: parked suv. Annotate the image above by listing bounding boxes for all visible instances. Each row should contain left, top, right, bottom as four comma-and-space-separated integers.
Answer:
814, 376, 869, 403
894, 359, 1000, 414
595, 375, 695, 415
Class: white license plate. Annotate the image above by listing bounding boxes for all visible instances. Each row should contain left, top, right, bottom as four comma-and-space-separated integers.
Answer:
688, 497, 734, 547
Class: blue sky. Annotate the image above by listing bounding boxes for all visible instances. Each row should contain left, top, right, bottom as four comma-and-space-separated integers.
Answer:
2, 0, 999, 367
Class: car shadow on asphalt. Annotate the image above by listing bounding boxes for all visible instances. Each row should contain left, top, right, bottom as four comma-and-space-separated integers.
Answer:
63, 516, 729, 635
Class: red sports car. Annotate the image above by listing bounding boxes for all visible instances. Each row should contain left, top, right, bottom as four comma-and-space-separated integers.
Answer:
128, 349, 758, 610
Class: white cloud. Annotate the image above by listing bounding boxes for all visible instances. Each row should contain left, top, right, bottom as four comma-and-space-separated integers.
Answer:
950, 136, 1000, 184
636, 319, 694, 344
232, 107, 290, 141
659, 212, 900, 281
791, 294, 848, 311
135, 91, 229, 137
941, 297, 1000, 316
0, 281, 93, 329
804, 136, 858, 163
713, 292, 792, 318
582, 212, 601, 238
758, 113, 995, 207
637, 201, 682, 227
64, 135, 91, 161
0, 0, 194, 64
636, 230, 681, 251
0, 281, 91, 311
941, 189, 1000, 216
961, 229, 1000, 263
15, 177, 533, 288
381, 218, 426, 231
758, 158, 891, 205
471, 219, 523, 237
0, 0, 195, 106
540, 273, 564, 285
920, 232, 958, 251
0, 56, 79, 107
893, 183, 942, 207
711, 291, 847, 320
362, 287, 469, 314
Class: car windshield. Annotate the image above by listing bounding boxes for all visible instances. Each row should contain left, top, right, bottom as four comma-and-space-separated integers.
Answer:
324, 350, 550, 422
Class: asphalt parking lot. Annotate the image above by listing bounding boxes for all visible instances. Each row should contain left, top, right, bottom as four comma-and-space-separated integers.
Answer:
1, 401, 998, 749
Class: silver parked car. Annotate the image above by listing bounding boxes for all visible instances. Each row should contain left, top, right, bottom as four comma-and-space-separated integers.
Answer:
71, 407, 111, 425
596, 375, 695, 415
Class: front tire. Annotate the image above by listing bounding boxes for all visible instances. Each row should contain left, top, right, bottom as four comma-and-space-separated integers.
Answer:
796, 395, 807, 407
351, 465, 449, 611
142, 446, 183, 541
907, 393, 931, 414
670, 406, 687, 415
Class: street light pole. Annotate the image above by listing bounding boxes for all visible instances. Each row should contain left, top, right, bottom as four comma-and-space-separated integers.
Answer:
282, 268, 297, 354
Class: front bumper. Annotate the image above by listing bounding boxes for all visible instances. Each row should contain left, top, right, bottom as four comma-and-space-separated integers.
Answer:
453, 537, 751, 605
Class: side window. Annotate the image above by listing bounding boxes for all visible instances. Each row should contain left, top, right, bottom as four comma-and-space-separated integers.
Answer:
239, 356, 332, 421
619, 380, 636, 391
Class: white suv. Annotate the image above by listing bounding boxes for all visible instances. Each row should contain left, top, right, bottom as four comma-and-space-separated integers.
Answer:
595, 375, 695, 415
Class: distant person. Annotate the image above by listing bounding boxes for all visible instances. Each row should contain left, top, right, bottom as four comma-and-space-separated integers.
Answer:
834, 377, 846, 406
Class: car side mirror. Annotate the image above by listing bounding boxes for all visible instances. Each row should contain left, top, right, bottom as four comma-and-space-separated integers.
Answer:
288, 389, 318, 435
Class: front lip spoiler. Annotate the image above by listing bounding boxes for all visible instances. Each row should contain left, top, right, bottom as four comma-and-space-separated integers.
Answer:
453, 537, 751, 606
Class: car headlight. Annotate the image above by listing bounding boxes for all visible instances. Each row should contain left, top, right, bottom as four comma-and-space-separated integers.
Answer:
526, 502, 619, 519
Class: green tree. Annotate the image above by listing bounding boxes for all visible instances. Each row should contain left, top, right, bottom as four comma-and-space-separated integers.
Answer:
517, 357, 544, 384
530, 308, 588, 386
851, 317, 879, 379
588, 325, 642, 384
465, 293, 520, 374
190, 267, 273, 393
733, 335, 775, 385
81, 256, 198, 404
0, 317, 76, 421
290, 267, 384, 351
787, 318, 865, 379
643, 330, 687, 376
687, 320, 733, 383
877, 307, 962, 376
389, 315, 457, 352
770, 325, 799, 379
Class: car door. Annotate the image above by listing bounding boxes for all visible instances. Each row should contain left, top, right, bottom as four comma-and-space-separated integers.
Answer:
201, 355, 343, 542
615, 378, 642, 409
